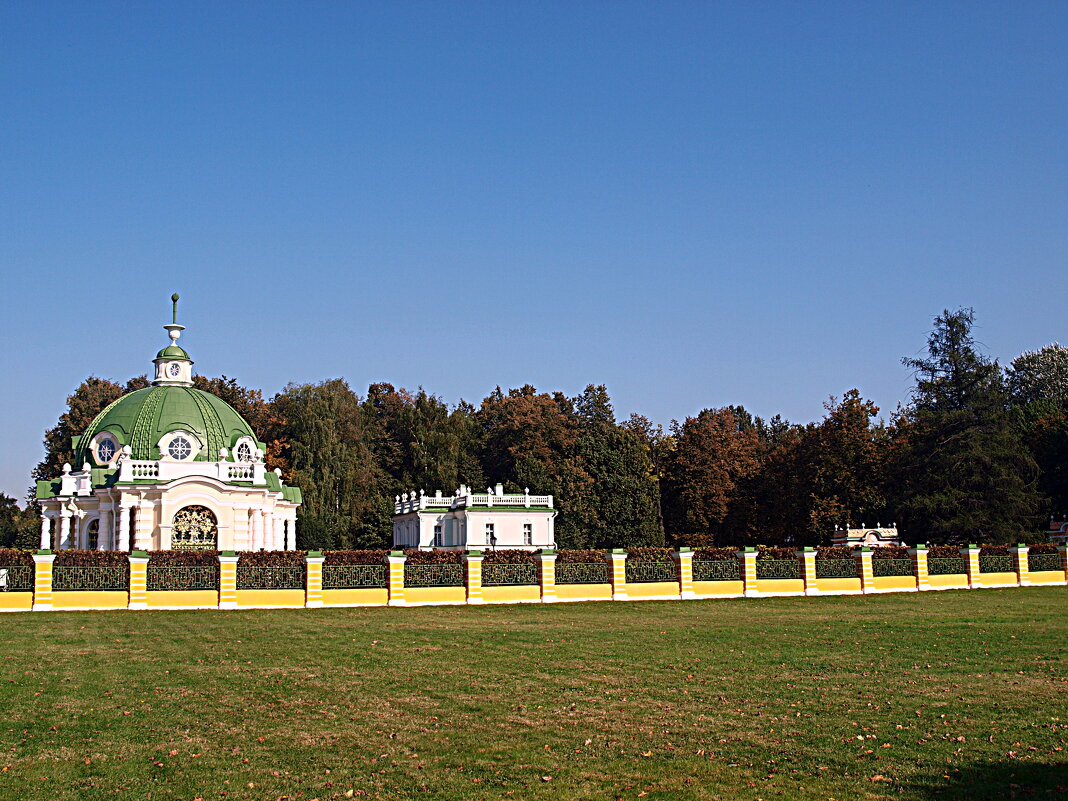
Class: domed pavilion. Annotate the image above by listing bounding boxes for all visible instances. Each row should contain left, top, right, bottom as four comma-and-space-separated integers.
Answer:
35, 295, 302, 552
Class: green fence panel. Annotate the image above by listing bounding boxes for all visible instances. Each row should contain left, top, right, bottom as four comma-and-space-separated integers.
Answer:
404, 563, 465, 588
236, 565, 305, 590
691, 559, 741, 582
52, 565, 130, 591
0, 565, 34, 592
554, 562, 610, 585
147, 565, 220, 591
1027, 553, 1061, 573
927, 557, 967, 576
871, 559, 913, 577
322, 564, 387, 589
624, 561, 677, 584
755, 559, 801, 580
815, 559, 856, 579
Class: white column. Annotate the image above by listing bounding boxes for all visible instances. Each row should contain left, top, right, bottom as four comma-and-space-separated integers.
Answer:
58, 511, 72, 550
264, 512, 275, 551
252, 510, 264, 550
288, 514, 298, 550
117, 505, 131, 551
272, 515, 283, 550
39, 515, 52, 550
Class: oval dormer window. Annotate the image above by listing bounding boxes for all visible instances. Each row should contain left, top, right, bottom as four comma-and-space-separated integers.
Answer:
236, 442, 252, 462
96, 439, 116, 463
168, 436, 193, 460
168, 363, 181, 378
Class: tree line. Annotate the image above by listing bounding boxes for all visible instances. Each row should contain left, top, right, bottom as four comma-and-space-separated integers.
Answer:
3, 308, 1065, 549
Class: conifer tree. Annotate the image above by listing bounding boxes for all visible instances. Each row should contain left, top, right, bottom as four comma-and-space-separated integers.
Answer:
894, 309, 1042, 543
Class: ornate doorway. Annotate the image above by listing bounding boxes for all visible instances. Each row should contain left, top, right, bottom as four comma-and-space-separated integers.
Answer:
172, 505, 218, 549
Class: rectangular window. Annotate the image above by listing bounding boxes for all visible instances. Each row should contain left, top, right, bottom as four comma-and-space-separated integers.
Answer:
523, 523, 532, 546
433, 524, 442, 547
485, 522, 495, 545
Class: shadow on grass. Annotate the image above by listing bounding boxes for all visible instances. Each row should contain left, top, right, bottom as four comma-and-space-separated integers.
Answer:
909, 760, 1068, 799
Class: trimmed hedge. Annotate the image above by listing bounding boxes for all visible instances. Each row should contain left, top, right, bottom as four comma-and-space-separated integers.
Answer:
757, 546, 796, 560
1029, 543, 1058, 555
926, 545, 963, 559
555, 549, 607, 564
625, 547, 674, 563
482, 549, 537, 564
403, 549, 463, 564
54, 550, 130, 567
870, 545, 911, 560
693, 547, 737, 562
237, 550, 305, 567
979, 544, 1011, 556
0, 549, 34, 567
148, 550, 219, 566
815, 546, 853, 560
323, 550, 387, 566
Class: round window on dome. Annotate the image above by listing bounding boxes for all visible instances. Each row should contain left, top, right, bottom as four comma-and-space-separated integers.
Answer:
168, 436, 193, 460
96, 439, 116, 464
236, 442, 252, 462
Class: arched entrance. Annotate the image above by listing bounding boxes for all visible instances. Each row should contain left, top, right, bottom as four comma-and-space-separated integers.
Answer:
172, 505, 218, 549
86, 518, 99, 550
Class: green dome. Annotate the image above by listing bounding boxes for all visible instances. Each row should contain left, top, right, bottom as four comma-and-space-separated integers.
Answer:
76, 385, 258, 464
156, 344, 191, 360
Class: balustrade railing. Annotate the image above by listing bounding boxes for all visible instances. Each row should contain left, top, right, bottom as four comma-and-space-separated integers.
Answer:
227, 464, 255, 481
128, 461, 159, 479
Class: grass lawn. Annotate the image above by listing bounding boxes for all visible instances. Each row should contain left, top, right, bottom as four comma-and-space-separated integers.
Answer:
1, 588, 1065, 801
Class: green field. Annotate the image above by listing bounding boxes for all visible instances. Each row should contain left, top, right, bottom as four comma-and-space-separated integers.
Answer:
1, 589, 1065, 801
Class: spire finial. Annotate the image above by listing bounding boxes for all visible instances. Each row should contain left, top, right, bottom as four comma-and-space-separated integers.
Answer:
171, 293, 180, 324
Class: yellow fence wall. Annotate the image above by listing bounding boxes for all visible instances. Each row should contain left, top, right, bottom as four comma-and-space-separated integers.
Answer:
403, 586, 466, 605
236, 589, 305, 608
1029, 570, 1066, 585
482, 585, 541, 603
815, 577, 863, 593
322, 588, 388, 607
977, 572, 1017, 587
147, 590, 219, 608
555, 583, 612, 601
52, 591, 128, 609
756, 578, 805, 595
873, 575, 916, 591
928, 574, 968, 589
0, 594, 33, 611
625, 582, 680, 599
693, 580, 744, 596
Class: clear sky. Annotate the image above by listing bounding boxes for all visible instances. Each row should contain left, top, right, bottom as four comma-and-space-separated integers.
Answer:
2, 2, 1066, 498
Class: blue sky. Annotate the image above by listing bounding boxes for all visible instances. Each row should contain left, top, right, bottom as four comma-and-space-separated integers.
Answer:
2, 2, 1067, 497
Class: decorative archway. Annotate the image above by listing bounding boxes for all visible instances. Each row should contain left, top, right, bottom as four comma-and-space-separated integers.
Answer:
171, 505, 218, 549
86, 518, 100, 550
